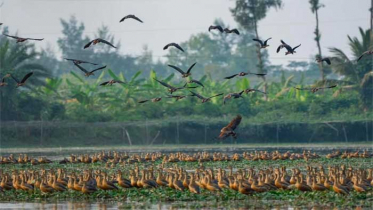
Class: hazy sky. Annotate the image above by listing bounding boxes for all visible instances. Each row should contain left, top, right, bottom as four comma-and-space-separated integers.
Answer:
0, 0, 370, 66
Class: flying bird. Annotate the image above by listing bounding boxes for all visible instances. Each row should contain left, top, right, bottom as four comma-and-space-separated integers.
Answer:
163, 43, 184, 52
224, 71, 266, 79
223, 28, 240, 35
154, 78, 191, 94
138, 97, 162, 104
316, 57, 331, 65
84, 38, 116, 49
357, 50, 373, 62
208, 25, 224, 33
244, 88, 267, 95
223, 91, 244, 105
187, 79, 204, 88
218, 115, 242, 139
168, 62, 196, 78
120, 15, 143, 23
74, 64, 106, 77
0, 74, 10, 87
253, 38, 272, 48
167, 95, 187, 101
189, 91, 223, 103
99, 80, 125, 86
65, 58, 98, 65
3, 34, 43, 43
276, 40, 301, 55
295, 85, 337, 93
10, 72, 33, 87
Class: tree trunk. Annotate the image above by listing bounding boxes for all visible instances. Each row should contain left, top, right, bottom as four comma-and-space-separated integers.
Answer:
253, 17, 268, 101
371, 0, 373, 34
315, 9, 325, 82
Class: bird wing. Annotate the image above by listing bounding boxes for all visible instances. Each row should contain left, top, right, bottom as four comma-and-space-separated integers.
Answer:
209, 25, 223, 32
191, 80, 204, 87
138, 100, 149, 103
167, 65, 185, 75
154, 78, 173, 89
10, 74, 20, 83
113, 80, 125, 84
252, 38, 263, 46
248, 72, 266, 76
120, 15, 143, 23
224, 74, 238, 79
294, 87, 311, 91
263, 38, 272, 45
26, 38, 44, 41
65, 58, 98, 65
3, 34, 19, 39
1, 74, 10, 83
231, 29, 240, 35
238, 90, 244, 95
323, 58, 331, 65
319, 85, 337, 90
20, 72, 33, 83
276, 45, 283, 53
292, 44, 301, 51
226, 115, 242, 130
98, 39, 117, 48
208, 93, 223, 99
186, 62, 197, 74
357, 52, 368, 61
74, 63, 89, 73
100, 81, 109, 86
83, 40, 94, 49
254, 89, 267, 94
189, 91, 205, 99
218, 128, 230, 139
166, 43, 184, 52
90, 66, 107, 73
280, 40, 287, 45
223, 95, 230, 105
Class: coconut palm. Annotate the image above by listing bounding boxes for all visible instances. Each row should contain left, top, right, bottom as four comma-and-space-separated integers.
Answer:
0, 27, 50, 120
329, 27, 373, 110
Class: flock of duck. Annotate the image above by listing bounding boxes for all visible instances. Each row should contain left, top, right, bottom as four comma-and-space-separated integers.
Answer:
0, 160, 372, 196
1, 150, 371, 166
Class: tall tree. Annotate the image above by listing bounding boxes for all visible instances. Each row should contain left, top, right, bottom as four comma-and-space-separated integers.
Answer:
329, 27, 373, 110
231, 0, 282, 100
309, 0, 325, 81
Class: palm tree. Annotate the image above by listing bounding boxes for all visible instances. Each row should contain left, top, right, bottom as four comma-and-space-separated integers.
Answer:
0, 27, 50, 120
329, 27, 373, 110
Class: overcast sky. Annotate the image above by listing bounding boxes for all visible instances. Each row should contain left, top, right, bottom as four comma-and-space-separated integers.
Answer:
0, 0, 370, 66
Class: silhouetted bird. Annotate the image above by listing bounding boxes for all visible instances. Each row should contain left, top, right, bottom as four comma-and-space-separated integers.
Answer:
100, 80, 125, 86
357, 50, 373, 62
189, 91, 223, 103
208, 25, 224, 33
3, 34, 43, 43
168, 62, 196, 78
138, 97, 162, 103
316, 57, 331, 65
65, 58, 98, 65
276, 40, 301, 55
225, 72, 266, 79
253, 38, 272, 48
84, 38, 116, 49
120, 15, 143, 23
295, 85, 337, 93
74, 64, 106, 77
163, 43, 184, 52
10, 72, 33, 87
223, 28, 240, 35
223, 91, 244, 105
